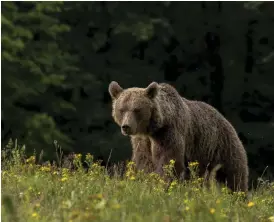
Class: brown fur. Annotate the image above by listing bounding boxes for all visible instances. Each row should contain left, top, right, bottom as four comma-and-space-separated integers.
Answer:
108, 81, 249, 192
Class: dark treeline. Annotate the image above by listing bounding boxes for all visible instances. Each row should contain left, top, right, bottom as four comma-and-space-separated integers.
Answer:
2, 2, 274, 182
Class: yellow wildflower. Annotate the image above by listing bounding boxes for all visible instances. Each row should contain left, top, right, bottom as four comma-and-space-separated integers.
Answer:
40, 166, 51, 172
233, 191, 246, 197
75, 153, 82, 159
62, 168, 69, 173
168, 180, 178, 194
189, 161, 199, 167
61, 177, 68, 182
185, 206, 190, 211
210, 208, 215, 214
85, 153, 93, 165
269, 216, 274, 222
130, 176, 135, 180
85, 153, 93, 159
169, 159, 175, 165
95, 199, 107, 209
247, 202, 255, 207
32, 212, 38, 218
26, 156, 36, 164
170, 181, 177, 186
127, 161, 135, 167
221, 187, 229, 194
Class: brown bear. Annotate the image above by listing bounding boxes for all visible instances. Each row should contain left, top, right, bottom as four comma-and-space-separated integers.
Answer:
108, 81, 249, 192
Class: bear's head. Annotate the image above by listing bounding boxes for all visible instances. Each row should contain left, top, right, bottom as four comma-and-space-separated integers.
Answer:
108, 81, 163, 136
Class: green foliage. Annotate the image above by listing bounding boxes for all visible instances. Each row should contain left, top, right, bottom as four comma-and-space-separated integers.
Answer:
1, 2, 75, 156
1, 150, 274, 222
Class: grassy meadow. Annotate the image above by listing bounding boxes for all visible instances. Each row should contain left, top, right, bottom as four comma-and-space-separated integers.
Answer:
1, 143, 274, 222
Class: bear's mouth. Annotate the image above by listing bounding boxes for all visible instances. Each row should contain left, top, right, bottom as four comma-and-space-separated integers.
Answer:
121, 128, 134, 136
121, 131, 134, 136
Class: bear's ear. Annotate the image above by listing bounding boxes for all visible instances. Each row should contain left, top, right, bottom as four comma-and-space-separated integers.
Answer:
145, 82, 158, 99
109, 81, 123, 99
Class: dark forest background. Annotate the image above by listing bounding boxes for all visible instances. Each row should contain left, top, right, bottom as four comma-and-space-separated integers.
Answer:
1, 1, 274, 182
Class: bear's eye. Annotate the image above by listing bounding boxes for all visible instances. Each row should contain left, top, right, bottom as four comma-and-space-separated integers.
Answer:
119, 109, 125, 113
133, 108, 141, 113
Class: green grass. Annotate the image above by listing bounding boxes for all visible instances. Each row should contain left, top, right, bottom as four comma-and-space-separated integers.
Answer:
1, 146, 274, 222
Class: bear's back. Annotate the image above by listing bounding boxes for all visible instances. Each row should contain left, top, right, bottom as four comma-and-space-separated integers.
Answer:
185, 99, 243, 162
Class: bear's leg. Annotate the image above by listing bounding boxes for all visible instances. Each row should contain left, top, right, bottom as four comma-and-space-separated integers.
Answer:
131, 136, 154, 173
149, 140, 186, 180
132, 153, 154, 173
155, 154, 168, 176
223, 166, 248, 192
154, 151, 186, 181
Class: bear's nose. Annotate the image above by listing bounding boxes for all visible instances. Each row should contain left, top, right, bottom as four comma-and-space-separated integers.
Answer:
122, 125, 130, 131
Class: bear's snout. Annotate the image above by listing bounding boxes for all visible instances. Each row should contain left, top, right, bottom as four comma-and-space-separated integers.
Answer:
120, 112, 138, 136
121, 124, 132, 135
